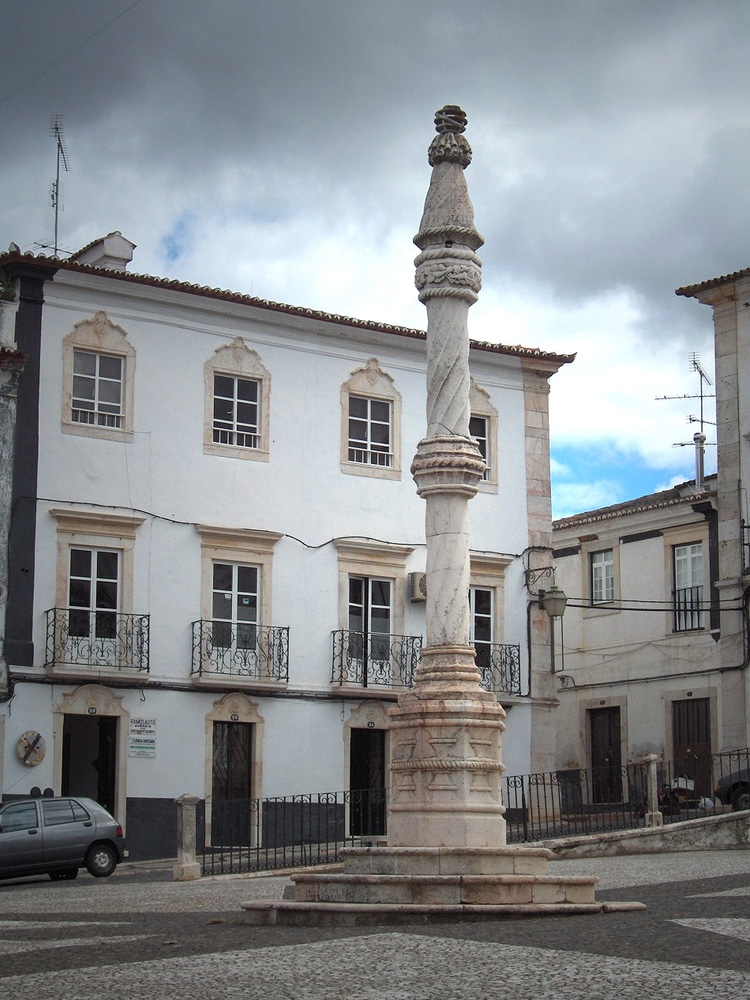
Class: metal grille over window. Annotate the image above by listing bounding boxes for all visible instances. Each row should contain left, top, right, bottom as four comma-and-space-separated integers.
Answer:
348, 396, 393, 467
72, 350, 123, 428
213, 374, 260, 448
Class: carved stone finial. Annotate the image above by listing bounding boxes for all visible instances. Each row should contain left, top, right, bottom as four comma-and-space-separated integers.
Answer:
434, 105, 467, 134
428, 105, 472, 168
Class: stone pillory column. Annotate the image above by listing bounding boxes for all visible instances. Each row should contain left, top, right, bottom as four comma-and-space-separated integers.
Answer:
387, 106, 507, 849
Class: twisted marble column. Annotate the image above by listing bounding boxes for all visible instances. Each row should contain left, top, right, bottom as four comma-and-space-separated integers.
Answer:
388, 107, 507, 849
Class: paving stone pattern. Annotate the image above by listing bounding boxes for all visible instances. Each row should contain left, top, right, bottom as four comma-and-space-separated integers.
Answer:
1, 850, 749, 998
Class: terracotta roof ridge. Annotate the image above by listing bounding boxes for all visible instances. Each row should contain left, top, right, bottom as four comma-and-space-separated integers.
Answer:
0, 249, 574, 364
676, 266, 750, 297
553, 479, 716, 528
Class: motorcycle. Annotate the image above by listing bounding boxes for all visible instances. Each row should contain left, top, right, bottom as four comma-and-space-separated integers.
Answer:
658, 774, 695, 815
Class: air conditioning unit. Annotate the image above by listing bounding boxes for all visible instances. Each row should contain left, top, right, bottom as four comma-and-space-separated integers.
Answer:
408, 572, 427, 602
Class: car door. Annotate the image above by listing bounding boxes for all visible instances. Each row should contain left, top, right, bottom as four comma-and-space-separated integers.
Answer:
41, 798, 92, 867
0, 800, 43, 875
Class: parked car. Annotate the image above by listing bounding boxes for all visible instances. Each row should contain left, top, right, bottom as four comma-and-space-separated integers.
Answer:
0, 796, 127, 882
714, 768, 750, 812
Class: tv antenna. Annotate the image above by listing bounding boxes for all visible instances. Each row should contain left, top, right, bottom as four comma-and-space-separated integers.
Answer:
49, 115, 70, 256
656, 353, 716, 491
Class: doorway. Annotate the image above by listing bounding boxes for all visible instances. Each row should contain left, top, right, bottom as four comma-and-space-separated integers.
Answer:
61, 714, 117, 816
211, 721, 253, 845
589, 707, 622, 803
349, 727, 386, 836
672, 697, 711, 797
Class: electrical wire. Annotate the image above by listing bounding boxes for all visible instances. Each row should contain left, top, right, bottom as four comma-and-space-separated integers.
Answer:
0, 0, 147, 107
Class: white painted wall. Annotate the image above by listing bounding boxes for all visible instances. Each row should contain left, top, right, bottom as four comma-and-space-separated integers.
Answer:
4, 265, 545, 819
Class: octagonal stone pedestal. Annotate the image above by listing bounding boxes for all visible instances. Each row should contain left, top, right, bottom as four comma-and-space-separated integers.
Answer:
240, 847, 646, 926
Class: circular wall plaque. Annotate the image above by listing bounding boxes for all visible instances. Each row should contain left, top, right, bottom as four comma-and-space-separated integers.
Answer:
17, 731, 46, 767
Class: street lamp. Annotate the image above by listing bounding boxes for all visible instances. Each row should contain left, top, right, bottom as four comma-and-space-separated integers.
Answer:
540, 585, 568, 619
525, 568, 568, 672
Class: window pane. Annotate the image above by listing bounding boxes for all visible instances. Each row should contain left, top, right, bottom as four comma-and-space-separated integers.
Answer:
72, 375, 96, 402
98, 355, 122, 380
349, 397, 368, 419
96, 580, 117, 610
97, 551, 119, 580
370, 400, 390, 422
70, 549, 92, 577
73, 350, 97, 376
237, 379, 258, 402
236, 401, 258, 428
98, 381, 122, 405
69, 580, 91, 608
213, 593, 232, 620
213, 563, 233, 592
214, 374, 234, 398
237, 566, 258, 594
214, 398, 233, 422
473, 589, 492, 615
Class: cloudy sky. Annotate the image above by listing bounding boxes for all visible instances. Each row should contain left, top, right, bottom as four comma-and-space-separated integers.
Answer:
3, 0, 748, 518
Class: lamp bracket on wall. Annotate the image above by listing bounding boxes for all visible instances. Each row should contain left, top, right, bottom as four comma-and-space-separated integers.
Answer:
525, 565, 556, 593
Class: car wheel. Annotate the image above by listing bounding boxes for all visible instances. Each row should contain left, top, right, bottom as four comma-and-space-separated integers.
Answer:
731, 786, 750, 811
85, 843, 118, 877
49, 868, 79, 881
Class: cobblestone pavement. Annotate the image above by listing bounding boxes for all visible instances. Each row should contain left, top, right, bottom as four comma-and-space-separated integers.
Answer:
1, 850, 749, 998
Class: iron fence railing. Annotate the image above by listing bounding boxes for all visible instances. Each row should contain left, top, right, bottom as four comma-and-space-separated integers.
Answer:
331, 630, 422, 688
45, 607, 150, 672
199, 788, 387, 876
191, 621, 289, 681
189, 748, 750, 876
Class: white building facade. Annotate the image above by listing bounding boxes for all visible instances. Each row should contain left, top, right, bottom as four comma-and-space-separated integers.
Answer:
0, 237, 570, 858
551, 479, 734, 801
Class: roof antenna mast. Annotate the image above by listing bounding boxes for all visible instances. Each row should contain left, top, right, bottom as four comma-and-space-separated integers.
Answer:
49, 115, 70, 256
656, 352, 716, 493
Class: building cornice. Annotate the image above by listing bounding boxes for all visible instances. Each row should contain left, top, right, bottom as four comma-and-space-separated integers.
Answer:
0, 249, 575, 370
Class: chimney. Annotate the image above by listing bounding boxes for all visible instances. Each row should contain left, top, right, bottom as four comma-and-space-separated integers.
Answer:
69, 231, 135, 270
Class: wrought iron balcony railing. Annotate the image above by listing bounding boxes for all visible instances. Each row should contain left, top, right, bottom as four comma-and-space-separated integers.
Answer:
673, 586, 704, 632
332, 631, 525, 695
45, 608, 150, 672
192, 620, 289, 681
331, 630, 422, 688
475, 642, 525, 697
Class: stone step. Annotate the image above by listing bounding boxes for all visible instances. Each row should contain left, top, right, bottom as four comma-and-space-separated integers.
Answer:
341, 845, 555, 877
241, 899, 646, 927
291, 871, 599, 906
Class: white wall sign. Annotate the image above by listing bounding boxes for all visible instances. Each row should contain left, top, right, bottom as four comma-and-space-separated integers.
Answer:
129, 717, 157, 758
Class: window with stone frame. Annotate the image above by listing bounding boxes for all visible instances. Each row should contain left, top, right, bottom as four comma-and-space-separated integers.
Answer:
470, 379, 498, 492
204, 338, 270, 461
590, 549, 615, 605
673, 541, 704, 632
341, 358, 402, 480
62, 312, 135, 441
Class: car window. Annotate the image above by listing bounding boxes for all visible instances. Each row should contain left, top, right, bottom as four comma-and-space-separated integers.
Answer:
71, 800, 90, 822
0, 801, 38, 832
42, 799, 80, 826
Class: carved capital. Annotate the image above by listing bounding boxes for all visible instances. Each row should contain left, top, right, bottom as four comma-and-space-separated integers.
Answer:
411, 436, 485, 497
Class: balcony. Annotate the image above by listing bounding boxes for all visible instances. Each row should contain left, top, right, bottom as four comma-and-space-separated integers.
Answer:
331, 630, 422, 688
475, 642, 525, 697
332, 631, 525, 696
192, 620, 289, 682
45, 608, 150, 673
